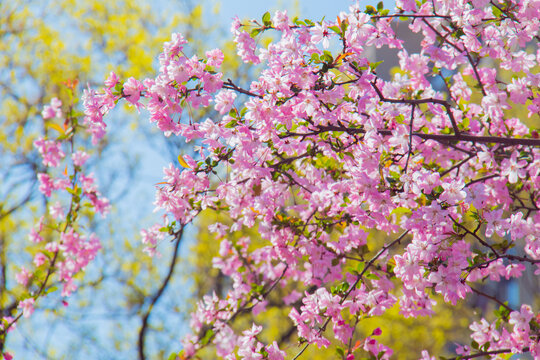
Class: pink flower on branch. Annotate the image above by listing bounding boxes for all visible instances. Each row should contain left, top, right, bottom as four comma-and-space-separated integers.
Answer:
33, 137, 65, 167
18, 298, 35, 318
41, 97, 62, 119
27, 3, 540, 360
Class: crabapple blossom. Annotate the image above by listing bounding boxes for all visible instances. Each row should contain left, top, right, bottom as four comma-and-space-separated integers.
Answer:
5, 1, 540, 359
41, 97, 62, 119
17, 299, 34, 318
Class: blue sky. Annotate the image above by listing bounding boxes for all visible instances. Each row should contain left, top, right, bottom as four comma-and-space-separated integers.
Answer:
204, 0, 397, 22
208, 0, 359, 20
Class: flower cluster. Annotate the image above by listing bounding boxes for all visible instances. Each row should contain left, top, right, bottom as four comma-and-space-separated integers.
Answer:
2, 94, 110, 340
7, 0, 540, 359
114, 2, 539, 358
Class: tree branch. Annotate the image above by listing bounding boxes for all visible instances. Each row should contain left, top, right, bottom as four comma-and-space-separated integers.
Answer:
447, 347, 530, 360
283, 124, 540, 147
137, 227, 184, 360
469, 285, 514, 313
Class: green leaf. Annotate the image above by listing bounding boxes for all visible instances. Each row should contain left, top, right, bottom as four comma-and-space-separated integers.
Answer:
340, 20, 349, 33
250, 28, 262, 37
377, 1, 384, 10
45, 286, 58, 294
322, 50, 334, 63
225, 119, 238, 128
370, 60, 384, 71
200, 329, 214, 346
365, 273, 380, 280
262, 11, 272, 26
329, 25, 341, 34
178, 154, 190, 168
365, 5, 377, 14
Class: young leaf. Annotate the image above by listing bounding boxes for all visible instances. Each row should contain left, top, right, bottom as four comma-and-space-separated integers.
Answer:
262, 11, 271, 26
178, 154, 190, 168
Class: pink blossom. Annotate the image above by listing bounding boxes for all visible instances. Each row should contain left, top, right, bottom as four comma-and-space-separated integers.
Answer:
29, 227, 44, 243
123, 77, 145, 108
266, 341, 285, 360
504, 263, 526, 279
202, 72, 223, 93
206, 49, 224, 68
509, 305, 533, 333
234, 31, 260, 64
0, 317, 15, 333
34, 138, 65, 167
72, 150, 90, 167
41, 97, 62, 119
86, 191, 110, 216
34, 253, 47, 267
501, 153, 527, 184
82, 86, 109, 144
24, 7, 540, 360
49, 201, 65, 219
163, 33, 187, 58
140, 224, 165, 256
272, 10, 290, 31
61, 279, 78, 297
18, 298, 35, 318
311, 22, 332, 48
104, 71, 119, 89
15, 266, 31, 286
420, 350, 436, 360
484, 209, 507, 238
214, 89, 237, 115
363, 336, 393, 359
439, 180, 467, 204
469, 318, 499, 346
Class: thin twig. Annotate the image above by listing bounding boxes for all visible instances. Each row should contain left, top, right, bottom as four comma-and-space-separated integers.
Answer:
446, 347, 530, 360
469, 286, 514, 313
138, 227, 184, 360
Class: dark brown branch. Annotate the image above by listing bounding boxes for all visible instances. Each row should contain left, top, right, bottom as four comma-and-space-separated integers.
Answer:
223, 79, 263, 98
420, 19, 486, 96
469, 286, 514, 313
284, 124, 540, 147
447, 347, 530, 360
441, 154, 475, 177
373, 14, 451, 19
465, 174, 499, 187
449, 215, 499, 256
404, 104, 416, 173
138, 227, 184, 360
0, 183, 36, 221
370, 80, 460, 136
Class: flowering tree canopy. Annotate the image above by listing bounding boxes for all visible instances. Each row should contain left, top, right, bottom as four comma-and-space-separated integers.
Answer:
2, 0, 540, 359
